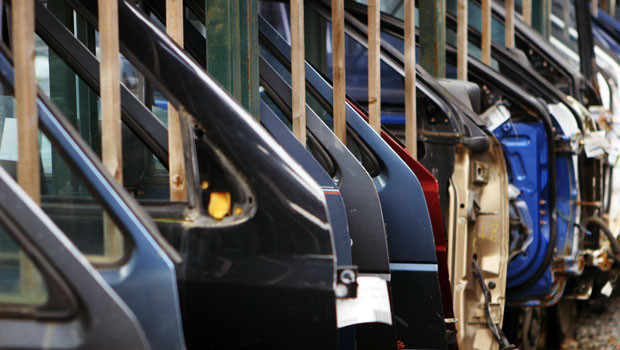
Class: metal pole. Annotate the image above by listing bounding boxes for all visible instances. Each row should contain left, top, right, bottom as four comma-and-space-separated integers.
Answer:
420, 0, 446, 78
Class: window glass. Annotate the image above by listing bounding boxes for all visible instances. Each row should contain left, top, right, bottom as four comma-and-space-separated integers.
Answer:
549, 0, 580, 65
0, 83, 127, 265
39, 8, 171, 201
0, 221, 47, 305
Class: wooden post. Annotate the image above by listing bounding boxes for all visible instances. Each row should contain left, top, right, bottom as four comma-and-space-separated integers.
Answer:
14, 0, 40, 204
593, 0, 599, 16
368, 0, 381, 133
457, 0, 468, 80
332, 0, 346, 143
99, 0, 123, 258
563, 0, 570, 40
99, 0, 122, 183
611, 0, 617, 17
290, 0, 306, 145
14, 0, 39, 203
14, 0, 41, 298
481, 0, 491, 65
405, 0, 416, 157
523, 0, 532, 25
505, 0, 515, 48
166, 0, 187, 201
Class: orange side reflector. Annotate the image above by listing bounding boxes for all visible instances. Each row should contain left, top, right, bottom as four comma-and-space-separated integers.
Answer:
208, 192, 231, 220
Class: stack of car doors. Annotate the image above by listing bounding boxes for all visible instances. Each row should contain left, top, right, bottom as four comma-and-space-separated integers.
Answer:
0, 39, 178, 349
15, 0, 375, 348
342, 0, 616, 348
303, 1, 516, 349
258, 5, 451, 349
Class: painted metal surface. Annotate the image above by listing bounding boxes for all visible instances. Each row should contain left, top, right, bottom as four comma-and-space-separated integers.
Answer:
259, 99, 352, 266
259, 15, 448, 348
0, 166, 148, 349
259, 51, 388, 273
63, 0, 340, 348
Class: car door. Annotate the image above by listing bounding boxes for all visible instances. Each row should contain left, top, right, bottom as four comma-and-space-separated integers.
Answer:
0, 164, 147, 349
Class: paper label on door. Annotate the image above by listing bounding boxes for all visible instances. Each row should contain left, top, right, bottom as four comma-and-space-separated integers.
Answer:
336, 276, 392, 328
481, 104, 511, 131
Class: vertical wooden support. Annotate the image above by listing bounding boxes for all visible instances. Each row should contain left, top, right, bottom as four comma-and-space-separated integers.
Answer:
332, 0, 346, 143
368, 0, 381, 133
99, 0, 122, 184
405, 0, 416, 157
611, 0, 617, 17
13, 0, 40, 204
563, 0, 571, 39
457, 0, 468, 80
13, 0, 41, 297
523, 0, 532, 25
593, 0, 600, 16
420, 0, 446, 78
481, 0, 491, 65
99, 0, 123, 258
290, 0, 306, 145
166, 0, 187, 201
505, 0, 515, 49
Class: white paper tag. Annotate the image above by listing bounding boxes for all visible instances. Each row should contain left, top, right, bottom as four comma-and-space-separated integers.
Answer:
336, 276, 392, 328
601, 281, 614, 297
0, 118, 17, 161
480, 104, 511, 131
584, 131, 610, 158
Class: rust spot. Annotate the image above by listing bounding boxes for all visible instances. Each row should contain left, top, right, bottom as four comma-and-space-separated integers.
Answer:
174, 175, 184, 187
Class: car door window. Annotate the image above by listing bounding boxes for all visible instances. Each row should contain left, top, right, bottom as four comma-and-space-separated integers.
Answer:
0, 221, 47, 306
33, 9, 170, 201
0, 83, 128, 266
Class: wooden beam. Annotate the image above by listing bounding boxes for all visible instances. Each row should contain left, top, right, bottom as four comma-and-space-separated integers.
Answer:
523, 0, 532, 25
13, 0, 40, 204
481, 0, 491, 65
405, 0, 416, 157
563, 0, 570, 40
166, 0, 187, 201
505, 0, 515, 48
332, 0, 346, 143
593, 0, 599, 16
99, 0, 123, 258
457, 0, 468, 80
368, 0, 381, 133
99, 0, 122, 183
290, 0, 306, 145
